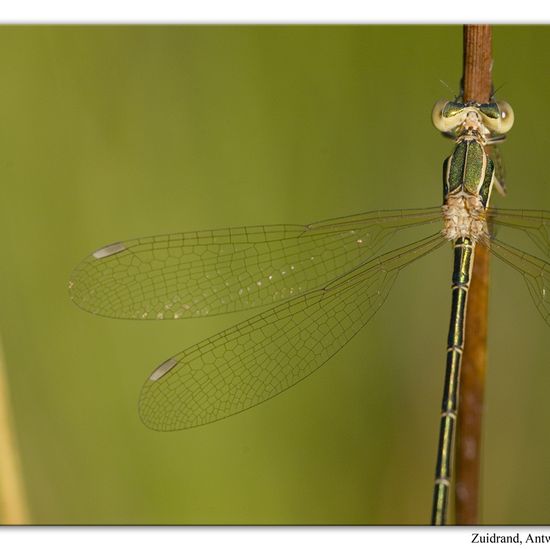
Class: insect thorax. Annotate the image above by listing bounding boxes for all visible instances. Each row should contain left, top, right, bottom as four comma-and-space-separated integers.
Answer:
442, 192, 488, 243
443, 137, 494, 208
440, 130, 494, 243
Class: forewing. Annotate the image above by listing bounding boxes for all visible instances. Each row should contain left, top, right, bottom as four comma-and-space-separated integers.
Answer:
138, 232, 445, 431
489, 208, 550, 259
490, 237, 550, 325
69, 208, 441, 320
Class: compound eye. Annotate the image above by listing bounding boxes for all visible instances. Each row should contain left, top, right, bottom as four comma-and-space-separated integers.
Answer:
432, 99, 465, 133
497, 100, 514, 134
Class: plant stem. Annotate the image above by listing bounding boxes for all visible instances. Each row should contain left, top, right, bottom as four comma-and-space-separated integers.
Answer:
455, 24, 493, 526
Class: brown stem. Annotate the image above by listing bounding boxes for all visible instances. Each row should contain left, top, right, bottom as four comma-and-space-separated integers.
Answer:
455, 24, 493, 526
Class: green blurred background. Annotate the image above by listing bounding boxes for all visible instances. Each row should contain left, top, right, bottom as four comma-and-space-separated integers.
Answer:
0, 25, 549, 525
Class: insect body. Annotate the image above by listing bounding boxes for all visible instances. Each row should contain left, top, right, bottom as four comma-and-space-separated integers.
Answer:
432, 98, 514, 525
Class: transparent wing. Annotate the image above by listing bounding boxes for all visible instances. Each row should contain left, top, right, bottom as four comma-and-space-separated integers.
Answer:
138, 232, 445, 431
489, 145, 507, 193
69, 207, 441, 320
489, 208, 550, 258
490, 237, 550, 326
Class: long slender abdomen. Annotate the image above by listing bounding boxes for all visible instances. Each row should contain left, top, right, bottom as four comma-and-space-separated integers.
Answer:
432, 237, 475, 525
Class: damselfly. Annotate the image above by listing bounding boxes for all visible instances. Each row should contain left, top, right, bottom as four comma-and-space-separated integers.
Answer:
69, 96, 550, 525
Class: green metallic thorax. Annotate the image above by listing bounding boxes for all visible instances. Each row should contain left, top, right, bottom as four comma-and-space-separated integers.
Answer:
443, 137, 494, 207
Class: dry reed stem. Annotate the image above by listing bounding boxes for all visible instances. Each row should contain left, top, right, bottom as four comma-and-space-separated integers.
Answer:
0, 335, 29, 524
455, 24, 493, 526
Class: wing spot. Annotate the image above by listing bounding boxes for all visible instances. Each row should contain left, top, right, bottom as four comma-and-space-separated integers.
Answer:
150, 357, 179, 381
92, 242, 126, 259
